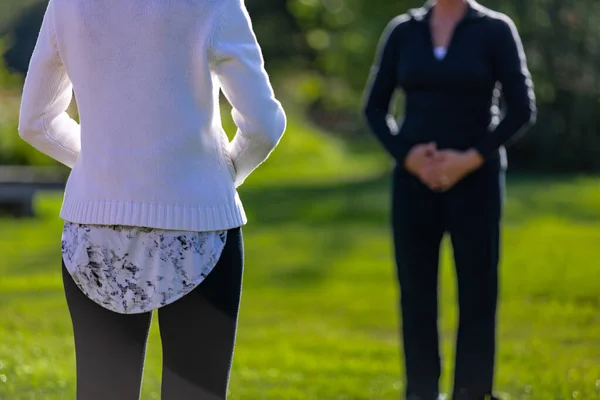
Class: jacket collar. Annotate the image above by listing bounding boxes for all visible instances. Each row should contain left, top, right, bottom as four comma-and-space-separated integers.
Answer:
409, 0, 486, 22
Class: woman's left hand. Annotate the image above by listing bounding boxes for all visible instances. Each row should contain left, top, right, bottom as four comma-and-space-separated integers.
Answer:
435, 149, 484, 191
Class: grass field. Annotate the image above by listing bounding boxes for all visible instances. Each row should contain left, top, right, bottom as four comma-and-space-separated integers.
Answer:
0, 118, 599, 400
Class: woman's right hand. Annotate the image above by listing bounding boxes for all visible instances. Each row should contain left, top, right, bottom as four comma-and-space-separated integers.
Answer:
404, 142, 444, 190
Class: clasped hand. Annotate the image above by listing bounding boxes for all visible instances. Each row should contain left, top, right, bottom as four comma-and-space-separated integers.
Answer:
404, 142, 484, 192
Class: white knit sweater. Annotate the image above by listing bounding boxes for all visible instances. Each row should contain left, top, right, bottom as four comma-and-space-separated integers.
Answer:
18, 0, 286, 231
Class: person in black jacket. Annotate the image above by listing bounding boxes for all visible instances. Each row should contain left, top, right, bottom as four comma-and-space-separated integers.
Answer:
362, 1, 536, 399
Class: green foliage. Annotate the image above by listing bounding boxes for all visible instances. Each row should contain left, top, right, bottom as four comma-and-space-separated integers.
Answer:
0, 119, 599, 399
0, 38, 20, 90
0, 0, 42, 34
0, 38, 59, 166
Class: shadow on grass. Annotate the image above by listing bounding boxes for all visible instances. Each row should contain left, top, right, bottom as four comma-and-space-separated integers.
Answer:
240, 172, 391, 228
236, 173, 392, 289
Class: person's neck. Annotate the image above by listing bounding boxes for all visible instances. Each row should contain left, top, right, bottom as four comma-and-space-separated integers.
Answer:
432, 0, 468, 18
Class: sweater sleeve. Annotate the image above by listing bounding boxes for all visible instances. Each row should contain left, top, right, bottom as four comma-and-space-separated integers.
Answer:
473, 15, 536, 160
362, 16, 412, 164
209, 0, 286, 188
18, 0, 81, 168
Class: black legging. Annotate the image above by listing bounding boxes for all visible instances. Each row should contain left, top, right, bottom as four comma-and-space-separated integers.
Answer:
62, 227, 243, 400
392, 160, 503, 400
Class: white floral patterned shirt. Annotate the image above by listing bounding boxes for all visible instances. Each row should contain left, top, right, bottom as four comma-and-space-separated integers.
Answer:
61, 222, 227, 314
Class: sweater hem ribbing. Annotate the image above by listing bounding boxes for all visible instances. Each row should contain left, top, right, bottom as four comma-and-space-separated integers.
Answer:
59, 196, 248, 232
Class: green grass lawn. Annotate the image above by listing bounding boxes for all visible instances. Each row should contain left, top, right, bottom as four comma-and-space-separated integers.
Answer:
0, 118, 599, 399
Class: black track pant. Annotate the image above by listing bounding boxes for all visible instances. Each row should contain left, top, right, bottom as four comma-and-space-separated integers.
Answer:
62, 227, 243, 400
392, 161, 503, 400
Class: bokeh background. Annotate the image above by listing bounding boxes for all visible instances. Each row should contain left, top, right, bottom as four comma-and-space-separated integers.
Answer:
0, 0, 599, 399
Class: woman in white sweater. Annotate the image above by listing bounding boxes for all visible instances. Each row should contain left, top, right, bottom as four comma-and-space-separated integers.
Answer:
18, 0, 286, 398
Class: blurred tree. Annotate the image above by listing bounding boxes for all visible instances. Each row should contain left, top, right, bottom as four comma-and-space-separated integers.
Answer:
2, 1, 45, 74
0, 0, 41, 34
